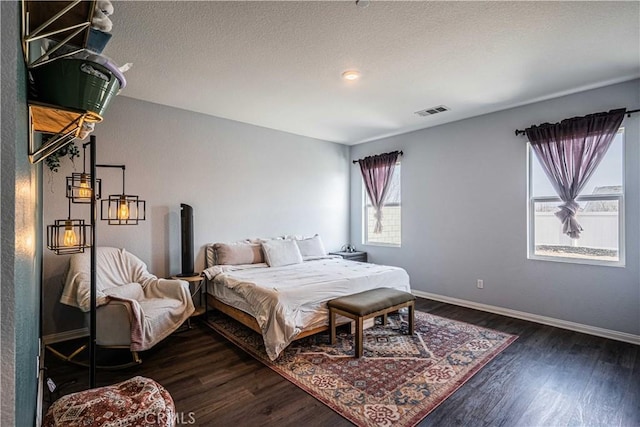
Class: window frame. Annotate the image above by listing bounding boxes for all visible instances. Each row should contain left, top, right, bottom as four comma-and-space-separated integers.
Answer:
526, 129, 625, 267
362, 162, 401, 248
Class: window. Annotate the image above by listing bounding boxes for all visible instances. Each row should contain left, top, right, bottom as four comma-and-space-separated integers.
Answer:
528, 128, 624, 265
364, 163, 401, 246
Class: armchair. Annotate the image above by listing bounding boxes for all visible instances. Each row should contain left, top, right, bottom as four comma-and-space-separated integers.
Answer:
59, 247, 195, 365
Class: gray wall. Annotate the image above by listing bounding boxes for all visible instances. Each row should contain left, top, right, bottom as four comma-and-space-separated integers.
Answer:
42, 96, 350, 336
350, 79, 640, 337
1, 1, 42, 425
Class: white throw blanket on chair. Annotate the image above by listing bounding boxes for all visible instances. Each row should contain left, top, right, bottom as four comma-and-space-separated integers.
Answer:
60, 247, 195, 351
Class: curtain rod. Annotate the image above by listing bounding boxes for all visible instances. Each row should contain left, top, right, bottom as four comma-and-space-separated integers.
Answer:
352, 150, 403, 164
514, 108, 640, 136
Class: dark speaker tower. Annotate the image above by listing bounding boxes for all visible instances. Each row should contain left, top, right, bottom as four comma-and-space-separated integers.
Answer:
178, 203, 194, 277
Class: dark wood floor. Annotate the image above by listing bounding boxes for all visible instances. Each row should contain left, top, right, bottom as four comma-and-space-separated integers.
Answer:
44, 298, 640, 426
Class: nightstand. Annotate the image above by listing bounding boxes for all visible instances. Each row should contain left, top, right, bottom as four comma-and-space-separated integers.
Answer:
172, 273, 207, 319
329, 251, 368, 262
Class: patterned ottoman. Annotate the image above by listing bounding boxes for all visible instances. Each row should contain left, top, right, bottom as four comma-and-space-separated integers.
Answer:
43, 376, 175, 427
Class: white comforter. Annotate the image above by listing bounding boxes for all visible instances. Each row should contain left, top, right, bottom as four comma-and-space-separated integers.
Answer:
203, 257, 411, 360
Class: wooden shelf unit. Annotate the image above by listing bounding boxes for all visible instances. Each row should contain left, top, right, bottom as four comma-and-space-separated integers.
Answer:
22, 1, 102, 165
28, 102, 102, 165
22, 0, 96, 68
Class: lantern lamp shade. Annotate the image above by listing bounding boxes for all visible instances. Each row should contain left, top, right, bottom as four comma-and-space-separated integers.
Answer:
47, 219, 91, 254
101, 194, 146, 225
66, 173, 101, 203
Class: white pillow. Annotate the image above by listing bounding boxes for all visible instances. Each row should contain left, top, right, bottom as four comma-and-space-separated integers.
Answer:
262, 239, 303, 267
294, 234, 326, 257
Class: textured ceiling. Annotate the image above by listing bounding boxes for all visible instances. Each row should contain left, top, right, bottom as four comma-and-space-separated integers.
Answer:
104, 1, 640, 145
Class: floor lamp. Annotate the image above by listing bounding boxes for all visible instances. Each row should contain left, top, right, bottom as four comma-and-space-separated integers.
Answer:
89, 136, 97, 389
46, 135, 145, 388
46, 136, 97, 388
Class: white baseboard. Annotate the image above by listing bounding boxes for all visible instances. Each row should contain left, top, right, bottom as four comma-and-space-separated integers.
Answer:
412, 290, 640, 346
42, 328, 88, 345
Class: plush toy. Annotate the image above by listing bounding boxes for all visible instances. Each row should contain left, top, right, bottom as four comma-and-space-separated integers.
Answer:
92, 0, 114, 33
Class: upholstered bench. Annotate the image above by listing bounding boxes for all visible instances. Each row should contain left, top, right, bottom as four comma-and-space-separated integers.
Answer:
43, 376, 175, 427
328, 288, 415, 358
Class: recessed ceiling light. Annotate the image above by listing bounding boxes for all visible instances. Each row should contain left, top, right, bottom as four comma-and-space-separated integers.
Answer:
342, 70, 361, 81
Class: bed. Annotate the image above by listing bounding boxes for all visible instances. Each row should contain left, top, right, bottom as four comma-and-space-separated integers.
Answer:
203, 238, 411, 360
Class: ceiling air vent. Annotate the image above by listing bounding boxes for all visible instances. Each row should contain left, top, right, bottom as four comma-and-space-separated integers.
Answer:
414, 105, 450, 117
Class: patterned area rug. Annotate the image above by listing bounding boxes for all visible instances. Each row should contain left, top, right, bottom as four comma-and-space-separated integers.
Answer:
205, 311, 517, 427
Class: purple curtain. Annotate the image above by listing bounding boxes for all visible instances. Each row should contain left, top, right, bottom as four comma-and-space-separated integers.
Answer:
525, 109, 625, 239
358, 151, 400, 234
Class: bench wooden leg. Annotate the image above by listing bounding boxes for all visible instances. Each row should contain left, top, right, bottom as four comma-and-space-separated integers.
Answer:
355, 317, 364, 358
330, 309, 336, 345
408, 302, 415, 335
382, 312, 388, 326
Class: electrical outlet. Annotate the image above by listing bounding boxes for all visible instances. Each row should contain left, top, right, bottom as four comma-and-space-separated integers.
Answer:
477, 279, 484, 289
47, 377, 57, 393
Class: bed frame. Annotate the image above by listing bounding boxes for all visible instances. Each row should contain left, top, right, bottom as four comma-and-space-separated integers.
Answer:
206, 293, 347, 340
203, 244, 351, 343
